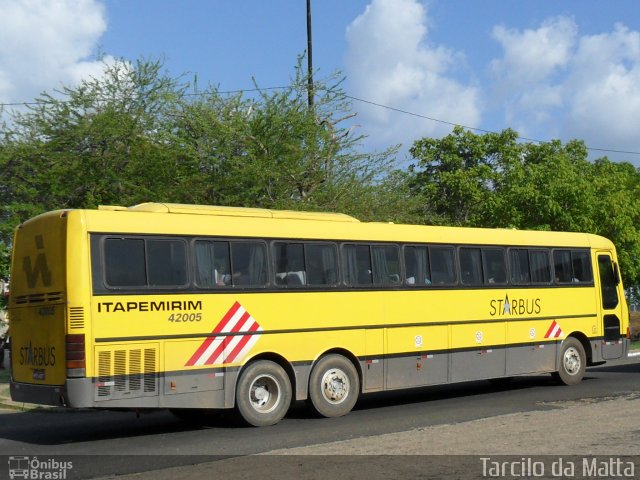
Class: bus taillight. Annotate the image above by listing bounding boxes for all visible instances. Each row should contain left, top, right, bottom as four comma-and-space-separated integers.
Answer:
66, 334, 86, 377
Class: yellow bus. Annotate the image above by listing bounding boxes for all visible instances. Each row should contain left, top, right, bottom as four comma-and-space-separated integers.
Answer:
8, 203, 630, 426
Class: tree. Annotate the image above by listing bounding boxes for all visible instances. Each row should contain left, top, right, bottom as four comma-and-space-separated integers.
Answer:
588, 159, 640, 286
409, 126, 520, 226
409, 127, 640, 287
494, 139, 597, 232
0, 56, 417, 284
2, 58, 183, 211
170, 57, 407, 219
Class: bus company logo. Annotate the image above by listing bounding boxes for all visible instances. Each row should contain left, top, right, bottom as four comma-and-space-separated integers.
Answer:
544, 320, 564, 338
185, 302, 263, 367
22, 235, 53, 288
489, 293, 541, 317
18, 341, 56, 367
8, 456, 72, 479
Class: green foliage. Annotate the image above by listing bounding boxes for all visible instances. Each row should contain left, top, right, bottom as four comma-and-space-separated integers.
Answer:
410, 126, 519, 226
0, 56, 414, 284
2, 55, 638, 294
3, 59, 183, 211
170, 57, 404, 215
409, 127, 640, 288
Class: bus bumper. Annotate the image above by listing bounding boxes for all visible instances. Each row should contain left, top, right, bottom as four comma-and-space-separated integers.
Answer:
10, 381, 67, 407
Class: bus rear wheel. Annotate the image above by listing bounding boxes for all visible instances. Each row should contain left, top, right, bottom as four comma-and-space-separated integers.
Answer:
308, 354, 359, 418
553, 337, 586, 385
235, 360, 291, 427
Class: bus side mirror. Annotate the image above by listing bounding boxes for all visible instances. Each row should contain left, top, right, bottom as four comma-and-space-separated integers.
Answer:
613, 263, 621, 286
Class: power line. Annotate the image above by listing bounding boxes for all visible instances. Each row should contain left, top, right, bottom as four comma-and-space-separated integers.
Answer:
344, 95, 640, 156
2, 87, 640, 156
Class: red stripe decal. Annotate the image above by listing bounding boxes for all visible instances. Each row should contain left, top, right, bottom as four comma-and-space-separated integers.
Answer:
224, 321, 261, 364
203, 311, 252, 365
544, 321, 557, 339
185, 301, 242, 366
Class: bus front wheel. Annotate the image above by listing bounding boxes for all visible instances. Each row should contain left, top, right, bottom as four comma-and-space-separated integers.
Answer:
235, 360, 292, 427
308, 354, 360, 418
553, 337, 586, 385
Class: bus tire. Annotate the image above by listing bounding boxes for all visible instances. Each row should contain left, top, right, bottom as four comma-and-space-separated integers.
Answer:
235, 360, 291, 427
308, 354, 359, 418
553, 337, 586, 385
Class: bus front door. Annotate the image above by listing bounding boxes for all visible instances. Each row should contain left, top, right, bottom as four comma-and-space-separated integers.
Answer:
596, 252, 625, 360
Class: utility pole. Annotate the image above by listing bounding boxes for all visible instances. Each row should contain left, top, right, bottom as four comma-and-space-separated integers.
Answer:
306, 0, 314, 109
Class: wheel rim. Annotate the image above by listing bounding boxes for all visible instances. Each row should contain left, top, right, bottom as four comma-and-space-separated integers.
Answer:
320, 368, 350, 405
248, 374, 281, 413
563, 346, 581, 375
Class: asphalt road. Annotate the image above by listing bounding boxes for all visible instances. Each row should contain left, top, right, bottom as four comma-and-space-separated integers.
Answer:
1, 357, 639, 479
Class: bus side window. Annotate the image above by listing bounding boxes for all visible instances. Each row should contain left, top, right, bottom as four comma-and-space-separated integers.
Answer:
571, 250, 593, 282
510, 249, 530, 284
195, 240, 231, 287
104, 238, 146, 287
343, 244, 372, 286
430, 246, 456, 285
372, 245, 401, 285
553, 250, 573, 283
306, 243, 338, 286
459, 247, 483, 286
147, 239, 188, 286
554, 249, 593, 284
231, 242, 268, 287
404, 246, 431, 286
530, 250, 551, 283
274, 242, 306, 286
483, 248, 507, 284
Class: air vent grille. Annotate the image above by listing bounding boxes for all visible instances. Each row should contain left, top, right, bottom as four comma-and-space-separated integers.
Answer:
13, 292, 63, 305
68, 307, 85, 330
97, 351, 112, 397
94, 344, 158, 402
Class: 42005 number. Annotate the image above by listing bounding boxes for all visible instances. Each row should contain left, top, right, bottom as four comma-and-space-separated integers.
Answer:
168, 313, 202, 322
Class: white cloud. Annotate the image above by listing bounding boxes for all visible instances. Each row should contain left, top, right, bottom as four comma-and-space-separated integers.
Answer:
0, 0, 114, 111
490, 17, 640, 157
491, 17, 577, 86
344, 0, 481, 150
566, 24, 640, 152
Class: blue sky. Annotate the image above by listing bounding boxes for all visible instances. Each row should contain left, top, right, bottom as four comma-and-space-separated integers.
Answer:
1, 0, 640, 164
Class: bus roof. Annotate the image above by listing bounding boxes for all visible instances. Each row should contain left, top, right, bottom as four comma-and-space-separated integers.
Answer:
37, 202, 614, 251
98, 202, 360, 223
